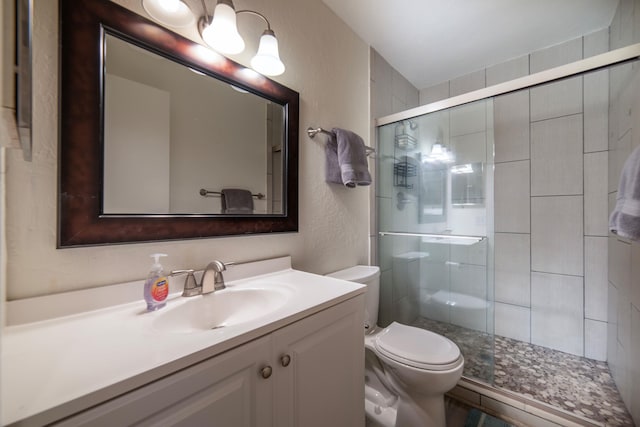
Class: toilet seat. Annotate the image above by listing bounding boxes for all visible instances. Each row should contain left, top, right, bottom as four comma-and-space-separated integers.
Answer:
374, 322, 462, 371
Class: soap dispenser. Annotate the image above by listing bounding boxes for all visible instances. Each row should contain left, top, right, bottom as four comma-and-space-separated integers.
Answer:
144, 253, 169, 311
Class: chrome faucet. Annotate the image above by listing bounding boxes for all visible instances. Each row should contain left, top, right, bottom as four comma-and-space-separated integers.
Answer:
201, 260, 227, 294
171, 260, 230, 297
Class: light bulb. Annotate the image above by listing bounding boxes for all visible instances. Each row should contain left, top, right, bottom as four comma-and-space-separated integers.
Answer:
430, 144, 444, 156
250, 30, 285, 76
159, 0, 180, 12
201, 2, 245, 54
142, 0, 194, 28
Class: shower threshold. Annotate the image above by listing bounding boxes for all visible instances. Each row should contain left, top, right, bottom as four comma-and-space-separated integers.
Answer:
411, 317, 634, 427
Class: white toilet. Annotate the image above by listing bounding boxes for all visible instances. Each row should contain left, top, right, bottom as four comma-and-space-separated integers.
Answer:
327, 265, 464, 427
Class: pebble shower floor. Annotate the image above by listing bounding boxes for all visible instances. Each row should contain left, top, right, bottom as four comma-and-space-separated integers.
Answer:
412, 317, 634, 426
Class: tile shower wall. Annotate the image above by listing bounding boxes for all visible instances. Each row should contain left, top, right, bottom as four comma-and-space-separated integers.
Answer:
370, 48, 421, 326
419, 31, 611, 360
607, 0, 640, 423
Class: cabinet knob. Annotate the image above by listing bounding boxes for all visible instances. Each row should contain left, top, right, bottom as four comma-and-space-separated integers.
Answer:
260, 365, 273, 379
280, 354, 291, 367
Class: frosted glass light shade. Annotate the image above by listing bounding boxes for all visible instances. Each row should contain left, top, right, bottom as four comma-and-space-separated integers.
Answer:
424, 143, 455, 163
431, 144, 444, 156
250, 31, 285, 76
142, 0, 194, 28
201, 2, 245, 54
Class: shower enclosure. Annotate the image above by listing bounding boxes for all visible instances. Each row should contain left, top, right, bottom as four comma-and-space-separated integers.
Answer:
375, 44, 640, 426
377, 98, 495, 385
377, 96, 495, 384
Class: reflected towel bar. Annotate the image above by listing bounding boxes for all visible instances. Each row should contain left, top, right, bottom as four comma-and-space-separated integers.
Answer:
379, 231, 485, 243
200, 189, 265, 199
307, 126, 376, 156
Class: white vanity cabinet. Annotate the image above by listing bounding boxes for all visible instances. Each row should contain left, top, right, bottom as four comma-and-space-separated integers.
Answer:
272, 295, 364, 427
52, 296, 364, 427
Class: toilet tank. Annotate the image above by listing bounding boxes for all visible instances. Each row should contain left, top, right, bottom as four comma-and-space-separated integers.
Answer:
326, 265, 380, 333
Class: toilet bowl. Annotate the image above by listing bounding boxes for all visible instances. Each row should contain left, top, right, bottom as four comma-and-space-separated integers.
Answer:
327, 265, 464, 427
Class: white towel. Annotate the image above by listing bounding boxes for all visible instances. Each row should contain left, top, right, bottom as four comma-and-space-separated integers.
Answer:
610, 144, 640, 240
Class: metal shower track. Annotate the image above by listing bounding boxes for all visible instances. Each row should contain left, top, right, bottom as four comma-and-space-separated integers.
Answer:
375, 43, 640, 127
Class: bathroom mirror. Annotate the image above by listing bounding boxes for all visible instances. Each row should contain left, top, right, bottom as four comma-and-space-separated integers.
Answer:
103, 34, 285, 216
59, 0, 299, 247
418, 163, 447, 223
451, 162, 485, 207
16, 0, 33, 161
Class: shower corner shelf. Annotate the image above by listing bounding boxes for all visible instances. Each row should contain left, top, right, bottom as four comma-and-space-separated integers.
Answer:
393, 161, 417, 189
394, 134, 417, 150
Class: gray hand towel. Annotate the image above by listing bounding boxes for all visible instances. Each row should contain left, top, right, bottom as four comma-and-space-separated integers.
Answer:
325, 132, 343, 185
221, 188, 254, 214
610, 144, 640, 240
332, 128, 372, 188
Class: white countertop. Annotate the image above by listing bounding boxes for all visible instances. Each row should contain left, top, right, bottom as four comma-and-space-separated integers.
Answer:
1, 257, 365, 426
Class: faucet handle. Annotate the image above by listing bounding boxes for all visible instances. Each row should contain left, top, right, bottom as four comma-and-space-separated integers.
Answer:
170, 269, 199, 297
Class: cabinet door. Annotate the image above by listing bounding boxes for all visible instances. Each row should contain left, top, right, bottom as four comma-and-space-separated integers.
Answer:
272, 296, 365, 427
54, 336, 273, 427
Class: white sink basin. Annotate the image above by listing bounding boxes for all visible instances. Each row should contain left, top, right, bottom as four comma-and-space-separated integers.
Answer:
152, 284, 294, 333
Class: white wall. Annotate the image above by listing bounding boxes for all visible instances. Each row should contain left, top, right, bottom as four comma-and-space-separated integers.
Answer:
2, 0, 371, 300
104, 74, 171, 213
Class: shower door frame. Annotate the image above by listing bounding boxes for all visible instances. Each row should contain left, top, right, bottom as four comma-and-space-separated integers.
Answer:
376, 43, 640, 127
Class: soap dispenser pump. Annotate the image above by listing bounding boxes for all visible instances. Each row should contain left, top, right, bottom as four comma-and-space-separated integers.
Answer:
144, 253, 169, 311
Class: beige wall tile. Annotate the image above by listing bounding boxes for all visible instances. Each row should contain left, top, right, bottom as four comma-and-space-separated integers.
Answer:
531, 114, 584, 196
584, 151, 609, 236
495, 161, 530, 233
585, 236, 609, 322
531, 272, 584, 356
495, 233, 531, 306
495, 302, 531, 342
494, 91, 530, 163
531, 196, 584, 276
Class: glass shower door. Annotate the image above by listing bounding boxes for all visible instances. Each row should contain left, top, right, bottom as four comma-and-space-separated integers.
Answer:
376, 98, 495, 385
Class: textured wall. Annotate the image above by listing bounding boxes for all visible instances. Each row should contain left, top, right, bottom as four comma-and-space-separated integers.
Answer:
3, 0, 371, 299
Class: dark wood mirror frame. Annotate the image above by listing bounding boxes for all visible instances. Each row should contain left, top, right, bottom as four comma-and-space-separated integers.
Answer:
58, 0, 299, 247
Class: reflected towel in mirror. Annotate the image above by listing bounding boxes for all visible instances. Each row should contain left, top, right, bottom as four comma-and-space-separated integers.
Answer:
221, 189, 254, 214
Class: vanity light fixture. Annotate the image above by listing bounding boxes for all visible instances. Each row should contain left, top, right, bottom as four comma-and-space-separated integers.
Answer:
142, 0, 286, 76
450, 163, 474, 174
141, 0, 195, 28
200, 0, 245, 54
199, 0, 286, 76
424, 143, 455, 164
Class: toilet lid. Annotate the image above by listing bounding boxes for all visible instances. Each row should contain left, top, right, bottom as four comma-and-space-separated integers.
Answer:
374, 322, 462, 371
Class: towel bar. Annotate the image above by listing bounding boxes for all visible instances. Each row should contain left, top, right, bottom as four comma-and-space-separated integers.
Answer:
306, 126, 376, 156
199, 189, 265, 199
